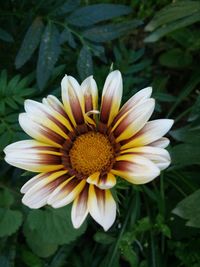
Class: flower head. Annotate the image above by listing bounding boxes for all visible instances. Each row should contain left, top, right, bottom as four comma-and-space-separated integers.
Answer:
4, 70, 173, 231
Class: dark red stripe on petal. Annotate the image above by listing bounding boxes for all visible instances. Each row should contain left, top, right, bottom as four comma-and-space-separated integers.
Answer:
113, 160, 132, 172
70, 94, 85, 125
120, 128, 143, 146
32, 146, 61, 152
40, 126, 65, 145
113, 114, 131, 138
27, 154, 62, 165
94, 186, 105, 207
84, 95, 93, 113
61, 178, 79, 194
77, 183, 89, 204
100, 96, 112, 124
45, 111, 71, 136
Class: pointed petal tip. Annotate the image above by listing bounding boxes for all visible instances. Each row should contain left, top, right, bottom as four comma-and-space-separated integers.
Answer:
61, 74, 68, 85
107, 70, 122, 81
162, 119, 174, 131
111, 69, 121, 76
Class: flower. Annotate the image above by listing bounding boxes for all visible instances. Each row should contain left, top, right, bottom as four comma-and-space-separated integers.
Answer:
4, 70, 173, 231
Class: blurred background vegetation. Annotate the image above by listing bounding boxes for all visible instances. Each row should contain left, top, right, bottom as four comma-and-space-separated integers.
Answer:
1, 0, 200, 266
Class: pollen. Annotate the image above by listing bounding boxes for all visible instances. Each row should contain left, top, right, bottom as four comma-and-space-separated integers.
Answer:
69, 132, 114, 176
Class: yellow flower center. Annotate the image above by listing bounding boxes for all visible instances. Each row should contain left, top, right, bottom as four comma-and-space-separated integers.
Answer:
69, 132, 114, 176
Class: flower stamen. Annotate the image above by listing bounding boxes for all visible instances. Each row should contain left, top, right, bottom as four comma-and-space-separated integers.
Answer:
69, 132, 114, 176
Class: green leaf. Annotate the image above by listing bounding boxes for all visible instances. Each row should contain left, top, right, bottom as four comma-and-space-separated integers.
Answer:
189, 95, 200, 121
15, 17, 44, 69
171, 144, 200, 168
0, 131, 13, 151
145, 12, 200, 42
0, 208, 23, 237
0, 256, 10, 267
170, 126, 200, 145
0, 189, 14, 208
120, 242, 138, 267
159, 49, 192, 68
0, 27, 13, 42
168, 71, 200, 116
60, 28, 76, 48
94, 232, 115, 245
24, 206, 87, 257
155, 214, 171, 238
83, 20, 142, 42
49, 246, 74, 267
24, 226, 58, 258
21, 250, 43, 267
77, 46, 93, 80
51, 0, 80, 16
145, 1, 200, 32
68, 4, 132, 27
36, 23, 61, 90
173, 189, 200, 228
0, 69, 8, 95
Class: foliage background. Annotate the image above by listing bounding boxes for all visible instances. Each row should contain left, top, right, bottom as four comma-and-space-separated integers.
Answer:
1, 0, 200, 266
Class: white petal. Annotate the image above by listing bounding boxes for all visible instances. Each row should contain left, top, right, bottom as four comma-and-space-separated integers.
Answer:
100, 70, 122, 126
114, 99, 155, 142
71, 185, 89, 229
61, 75, 85, 126
150, 137, 170, 148
120, 146, 171, 170
47, 178, 86, 208
88, 185, 116, 231
122, 119, 174, 149
19, 113, 62, 147
25, 99, 72, 135
22, 170, 67, 209
81, 75, 98, 113
111, 154, 160, 184
4, 140, 63, 172
113, 87, 152, 125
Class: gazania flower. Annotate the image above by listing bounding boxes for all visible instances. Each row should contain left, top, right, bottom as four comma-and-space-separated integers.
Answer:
4, 70, 173, 231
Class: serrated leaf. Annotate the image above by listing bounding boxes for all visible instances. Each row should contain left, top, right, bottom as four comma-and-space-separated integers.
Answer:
68, 4, 131, 27
24, 225, 56, 258
36, 23, 61, 90
173, 189, 200, 228
60, 28, 76, 48
77, 46, 93, 80
0, 208, 23, 237
24, 223, 58, 258
0, 27, 13, 42
83, 20, 142, 42
15, 17, 44, 69
24, 206, 87, 257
